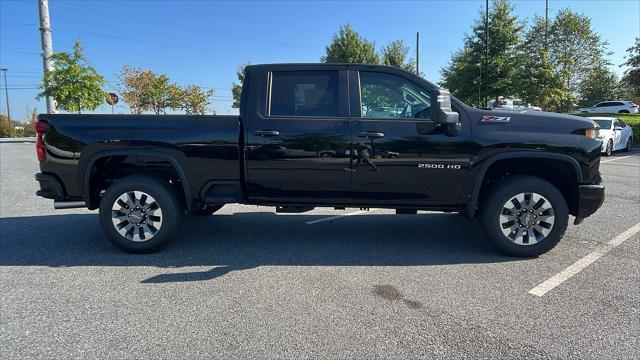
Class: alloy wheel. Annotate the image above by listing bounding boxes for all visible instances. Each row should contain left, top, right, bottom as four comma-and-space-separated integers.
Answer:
499, 192, 555, 246
111, 191, 163, 242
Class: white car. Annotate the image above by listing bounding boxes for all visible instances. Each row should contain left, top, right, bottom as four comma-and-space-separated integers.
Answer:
579, 101, 639, 114
491, 99, 541, 112
588, 117, 634, 156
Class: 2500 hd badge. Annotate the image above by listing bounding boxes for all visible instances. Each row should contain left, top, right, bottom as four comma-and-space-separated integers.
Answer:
418, 163, 462, 169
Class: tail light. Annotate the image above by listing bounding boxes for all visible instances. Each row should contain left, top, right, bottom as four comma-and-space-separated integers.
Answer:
632, 103, 639, 108
35, 120, 49, 162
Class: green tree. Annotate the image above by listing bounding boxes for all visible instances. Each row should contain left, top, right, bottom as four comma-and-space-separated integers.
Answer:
381, 40, 416, 73
0, 114, 11, 138
322, 24, 380, 64
525, 10, 610, 111
119, 66, 177, 114
179, 85, 214, 115
517, 50, 566, 112
441, 0, 523, 106
440, 48, 482, 106
37, 41, 106, 113
231, 63, 248, 109
620, 37, 640, 102
578, 65, 622, 107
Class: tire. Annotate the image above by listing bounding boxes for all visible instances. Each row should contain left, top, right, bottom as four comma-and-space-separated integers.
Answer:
189, 204, 223, 216
605, 140, 613, 156
99, 174, 184, 253
624, 137, 633, 152
479, 175, 569, 257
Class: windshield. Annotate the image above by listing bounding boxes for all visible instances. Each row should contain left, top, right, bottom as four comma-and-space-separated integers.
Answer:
593, 120, 612, 129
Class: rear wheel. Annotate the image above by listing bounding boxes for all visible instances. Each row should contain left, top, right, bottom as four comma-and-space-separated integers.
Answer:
480, 175, 568, 257
605, 140, 613, 156
99, 175, 184, 253
625, 137, 633, 152
618, 110, 630, 114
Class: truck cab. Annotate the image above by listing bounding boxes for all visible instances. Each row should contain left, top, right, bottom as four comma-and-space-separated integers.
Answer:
242, 64, 468, 207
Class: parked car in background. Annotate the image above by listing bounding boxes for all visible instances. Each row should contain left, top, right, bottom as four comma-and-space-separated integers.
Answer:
579, 101, 639, 114
490, 98, 541, 112
588, 117, 634, 155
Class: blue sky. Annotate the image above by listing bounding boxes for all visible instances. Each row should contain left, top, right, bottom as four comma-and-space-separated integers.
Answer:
1, 0, 638, 119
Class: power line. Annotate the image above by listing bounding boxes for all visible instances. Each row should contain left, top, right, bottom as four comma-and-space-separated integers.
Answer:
54, 3, 313, 50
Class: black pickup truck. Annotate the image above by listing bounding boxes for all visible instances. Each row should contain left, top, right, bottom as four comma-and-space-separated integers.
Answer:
35, 63, 604, 256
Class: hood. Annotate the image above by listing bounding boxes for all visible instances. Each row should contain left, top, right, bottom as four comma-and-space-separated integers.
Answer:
467, 107, 598, 133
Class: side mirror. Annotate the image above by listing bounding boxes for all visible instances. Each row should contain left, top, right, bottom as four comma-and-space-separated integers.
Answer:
431, 88, 459, 125
614, 126, 623, 131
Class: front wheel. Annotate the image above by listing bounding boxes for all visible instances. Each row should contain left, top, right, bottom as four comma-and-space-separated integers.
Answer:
99, 175, 184, 253
479, 175, 568, 257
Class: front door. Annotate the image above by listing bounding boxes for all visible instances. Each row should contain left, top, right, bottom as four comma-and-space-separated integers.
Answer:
348, 69, 471, 205
245, 68, 352, 203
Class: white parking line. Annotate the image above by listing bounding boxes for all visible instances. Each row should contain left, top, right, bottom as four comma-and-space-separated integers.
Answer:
602, 162, 640, 167
601, 154, 640, 163
306, 210, 372, 224
529, 222, 640, 297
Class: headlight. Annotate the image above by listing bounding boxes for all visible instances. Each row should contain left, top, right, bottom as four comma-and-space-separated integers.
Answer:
584, 129, 598, 139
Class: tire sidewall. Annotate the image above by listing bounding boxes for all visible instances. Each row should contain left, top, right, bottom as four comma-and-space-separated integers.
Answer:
606, 140, 613, 156
480, 176, 569, 257
99, 176, 183, 253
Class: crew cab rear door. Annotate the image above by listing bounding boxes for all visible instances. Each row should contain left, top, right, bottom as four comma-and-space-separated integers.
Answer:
347, 68, 471, 205
244, 65, 352, 203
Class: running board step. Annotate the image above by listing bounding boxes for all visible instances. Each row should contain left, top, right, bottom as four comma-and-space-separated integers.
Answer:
396, 209, 418, 215
276, 206, 315, 213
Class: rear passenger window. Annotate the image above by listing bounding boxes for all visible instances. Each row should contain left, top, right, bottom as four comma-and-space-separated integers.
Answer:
270, 71, 338, 117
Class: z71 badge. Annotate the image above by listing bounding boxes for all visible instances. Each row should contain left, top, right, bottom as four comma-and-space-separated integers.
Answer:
481, 115, 511, 123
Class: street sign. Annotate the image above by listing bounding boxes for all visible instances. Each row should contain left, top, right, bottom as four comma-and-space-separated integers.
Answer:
106, 92, 119, 105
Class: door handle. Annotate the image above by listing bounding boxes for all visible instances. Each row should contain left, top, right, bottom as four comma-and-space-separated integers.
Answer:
358, 131, 385, 138
254, 130, 280, 137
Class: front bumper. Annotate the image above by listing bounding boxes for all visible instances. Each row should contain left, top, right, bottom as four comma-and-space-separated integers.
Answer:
574, 182, 605, 224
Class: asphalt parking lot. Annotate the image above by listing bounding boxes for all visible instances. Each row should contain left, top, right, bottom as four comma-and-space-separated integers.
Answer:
1, 140, 639, 359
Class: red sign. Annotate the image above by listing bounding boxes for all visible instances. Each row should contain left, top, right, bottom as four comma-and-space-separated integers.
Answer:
106, 93, 119, 105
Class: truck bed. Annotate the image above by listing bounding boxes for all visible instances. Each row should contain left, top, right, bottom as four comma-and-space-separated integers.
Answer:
38, 114, 241, 203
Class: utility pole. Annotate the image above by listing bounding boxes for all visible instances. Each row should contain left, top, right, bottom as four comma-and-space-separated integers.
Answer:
0, 68, 11, 136
484, 0, 489, 107
416, 32, 420, 75
545, 0, 549, 51
38, 0, 56, 114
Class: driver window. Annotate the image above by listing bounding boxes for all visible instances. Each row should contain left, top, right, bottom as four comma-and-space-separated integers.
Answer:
359, 71, 431, 120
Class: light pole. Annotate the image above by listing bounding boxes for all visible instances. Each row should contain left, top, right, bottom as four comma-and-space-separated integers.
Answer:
0, 68, 11, 136
476, 63, 482, 108
38, 0, 56, 113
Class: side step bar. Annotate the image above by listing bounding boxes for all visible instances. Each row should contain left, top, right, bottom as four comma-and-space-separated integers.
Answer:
54, 200, 86, 209
276, 206, 314, 213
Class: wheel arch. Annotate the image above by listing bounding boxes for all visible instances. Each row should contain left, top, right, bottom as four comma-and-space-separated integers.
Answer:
80, 149, 193, 211
464, 152, 583, 218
